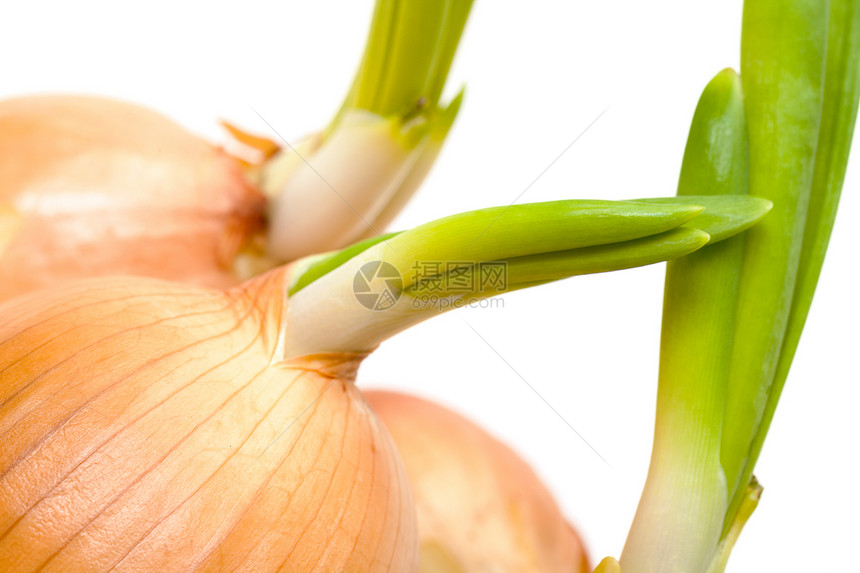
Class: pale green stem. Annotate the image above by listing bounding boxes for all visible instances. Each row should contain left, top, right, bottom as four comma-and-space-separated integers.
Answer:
267, 112, 428, 261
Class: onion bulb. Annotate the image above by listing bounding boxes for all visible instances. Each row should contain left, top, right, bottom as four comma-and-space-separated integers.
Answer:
0, 268, 417, 571
365, 391, 590, 573
0, 91, 460, 304
0, 95, 266, 302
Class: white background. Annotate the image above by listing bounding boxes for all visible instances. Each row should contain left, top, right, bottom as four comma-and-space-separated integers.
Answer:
2, 1, 857, 570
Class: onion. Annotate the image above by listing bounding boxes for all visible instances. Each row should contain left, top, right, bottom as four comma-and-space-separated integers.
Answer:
0, 1, 473, 303
365, 390, 590, 573
0, 95, 266, 302
0, 267, 417, 571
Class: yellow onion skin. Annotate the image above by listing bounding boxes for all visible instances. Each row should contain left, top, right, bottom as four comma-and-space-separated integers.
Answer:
0, 95, 266, 302
365, 390, 590, 573
0, 269, 417, 572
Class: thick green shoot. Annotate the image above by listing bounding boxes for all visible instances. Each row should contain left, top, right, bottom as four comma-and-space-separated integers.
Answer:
620, 68, 750, 573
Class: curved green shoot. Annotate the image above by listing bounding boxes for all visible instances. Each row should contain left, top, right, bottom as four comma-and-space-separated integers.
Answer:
280, 195, 768, 359
376, 200, 704, 277
288, 195, 772, 298
404, 227, 711, 303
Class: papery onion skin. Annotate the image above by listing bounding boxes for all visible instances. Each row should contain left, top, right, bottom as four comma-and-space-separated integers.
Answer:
0, 269, 417, 571
0, 95, 266, 302
365, 390, 589, 573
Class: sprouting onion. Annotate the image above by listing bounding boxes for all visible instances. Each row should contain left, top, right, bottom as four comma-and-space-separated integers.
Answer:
0, 196, 766, 571
281, 196, 770, 359
0, 0, 472, 302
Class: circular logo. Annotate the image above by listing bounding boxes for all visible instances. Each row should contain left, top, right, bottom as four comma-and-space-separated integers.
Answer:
353, 261, 403, 311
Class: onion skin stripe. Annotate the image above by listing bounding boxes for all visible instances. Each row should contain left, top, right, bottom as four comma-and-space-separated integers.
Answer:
187, 372, 324, 570
222, 386, 405, 572
113, 371, 316, 572
271, 389, 352, 570
204, 384, 406, 572
0, 272, 273, 401
205, 384, 331, 571
338, 406, 380, 569
237, 384, 356, 571
355, 409, 409, 572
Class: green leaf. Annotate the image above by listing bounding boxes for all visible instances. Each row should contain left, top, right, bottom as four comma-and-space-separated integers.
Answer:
720, 0, 829, 530
724, 0, 860, 531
